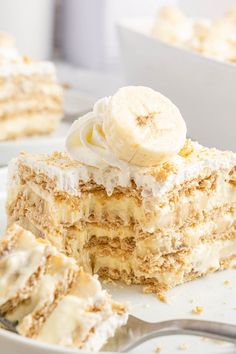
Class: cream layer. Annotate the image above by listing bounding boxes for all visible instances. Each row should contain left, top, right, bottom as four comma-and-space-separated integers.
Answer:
92, 239, 236, 287
0, 113, 62, 141
36, 270, 127, 351
6, 188, 236, 270
0, 61, 56, 78
0, 231, 52, 307
0, 80, 62, 101
0, 97, 62, 118
7, 140, 236, 199
7, 172, 236, 233
7, 253, 77, 324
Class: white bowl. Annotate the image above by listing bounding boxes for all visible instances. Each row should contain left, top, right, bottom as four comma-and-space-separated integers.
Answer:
117, 18, 236, 152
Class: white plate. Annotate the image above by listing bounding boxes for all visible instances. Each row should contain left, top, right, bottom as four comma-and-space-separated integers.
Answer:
0, 90, 94, 167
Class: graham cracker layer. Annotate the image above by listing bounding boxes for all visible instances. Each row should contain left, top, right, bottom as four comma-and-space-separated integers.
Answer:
7, 181, 236, 255
8, 162, 236, 234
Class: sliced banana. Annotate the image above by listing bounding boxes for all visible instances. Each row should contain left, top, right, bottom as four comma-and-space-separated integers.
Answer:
103, 86, 187, 167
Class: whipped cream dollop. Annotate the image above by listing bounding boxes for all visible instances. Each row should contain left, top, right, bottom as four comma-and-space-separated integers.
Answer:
66, 97, 129, 170
66, 86, 187, 170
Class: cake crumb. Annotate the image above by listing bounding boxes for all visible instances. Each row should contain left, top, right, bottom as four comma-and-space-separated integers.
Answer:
157, 293, 168, 303
224, 280, 230, 286
192, 306, 204, 315
189, 298, 194, 303
23, 55, 32, 63
154, 346, 162, 353
102, 278, 116, 285
178, 343, 189, 350
62, 82, 72, 89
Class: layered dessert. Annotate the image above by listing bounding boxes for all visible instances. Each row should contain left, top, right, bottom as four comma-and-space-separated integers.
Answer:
0, 32, 63, 141
151, 6, 236, 63
0, 224, 127, 351
7, 86, 236, 294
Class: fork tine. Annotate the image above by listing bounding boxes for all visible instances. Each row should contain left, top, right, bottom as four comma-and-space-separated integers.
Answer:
0, 315, 18, 334
102, 315, 152, 352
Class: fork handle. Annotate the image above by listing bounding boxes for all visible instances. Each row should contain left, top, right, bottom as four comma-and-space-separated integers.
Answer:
164, 319, 236, 343
124, 319, 236, 352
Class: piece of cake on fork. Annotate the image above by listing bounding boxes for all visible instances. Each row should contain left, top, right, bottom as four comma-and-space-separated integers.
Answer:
0, 32, 63, 141
0, 224, 127, 351
7, 86, 236, 294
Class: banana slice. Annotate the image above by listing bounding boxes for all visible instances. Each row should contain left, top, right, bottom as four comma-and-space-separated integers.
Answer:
103, 86, 187, 167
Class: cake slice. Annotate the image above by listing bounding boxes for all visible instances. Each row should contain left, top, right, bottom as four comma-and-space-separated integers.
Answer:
6, 86, 236, 294
35, 269, 127, 351
0, 32, 63, 141
6, 250, 78, 338
0, 224, 58, 314
0, 224, 128, 351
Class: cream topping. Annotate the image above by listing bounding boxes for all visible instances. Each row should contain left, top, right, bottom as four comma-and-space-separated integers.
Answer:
152, 6, 236, 63
66, 87, 187, 171
11, 141, 236, 198
151, 6, 193, 45
0, 31, 57, 77
0, 46, 19, 62
66, 97, 130, 171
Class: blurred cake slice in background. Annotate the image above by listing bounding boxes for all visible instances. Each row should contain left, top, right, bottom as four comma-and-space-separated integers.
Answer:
0, 32, 63, 141
0, 224, 127, 351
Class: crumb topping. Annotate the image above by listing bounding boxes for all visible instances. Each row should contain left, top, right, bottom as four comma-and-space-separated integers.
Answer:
192, 306, 204, 314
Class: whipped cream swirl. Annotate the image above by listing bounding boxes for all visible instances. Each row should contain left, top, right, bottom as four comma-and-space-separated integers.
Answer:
66, 86, 186, 170
66, 98, 129, 170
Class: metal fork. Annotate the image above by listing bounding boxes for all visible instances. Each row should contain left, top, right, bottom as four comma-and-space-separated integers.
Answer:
1, 315, 236, 352
102, 315, 236, 352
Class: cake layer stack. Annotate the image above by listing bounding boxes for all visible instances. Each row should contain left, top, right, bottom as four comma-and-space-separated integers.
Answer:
7, 138, 236, 293
0, 32, 63, 141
